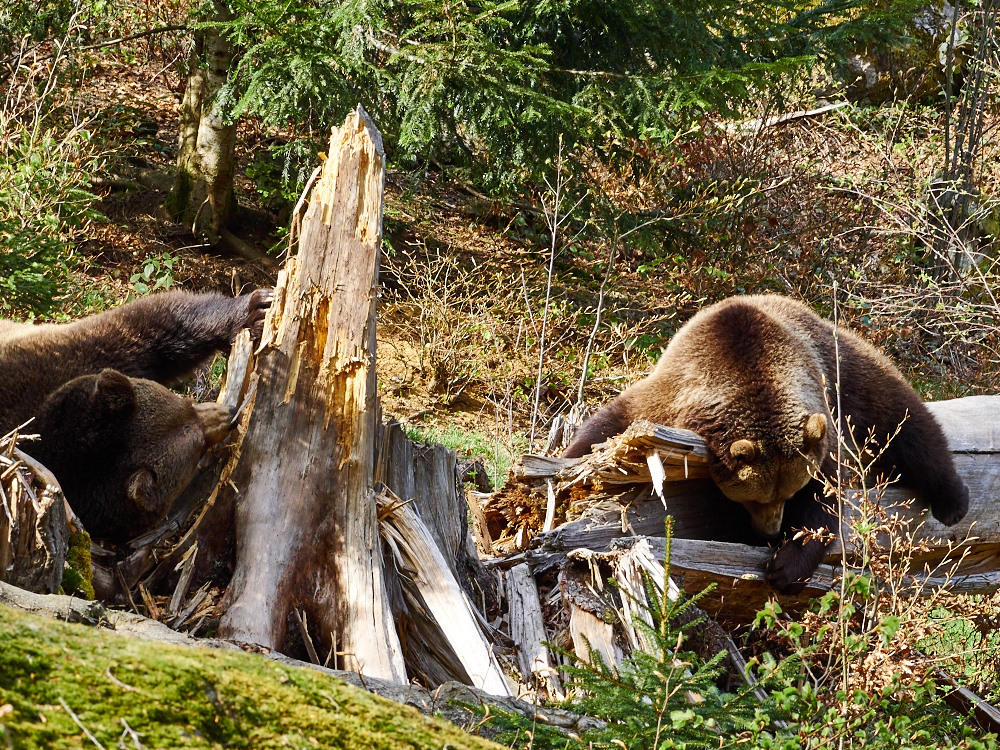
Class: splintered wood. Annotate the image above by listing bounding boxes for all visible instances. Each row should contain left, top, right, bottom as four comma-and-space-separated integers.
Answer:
217, 106, 405, 682
484, 420, 720, 557
515, 420, 710, 490
0, 429, 67, 594
377, 487, 509, 696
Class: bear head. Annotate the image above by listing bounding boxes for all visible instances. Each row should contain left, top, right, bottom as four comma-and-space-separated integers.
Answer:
29, 369, 233, 542
705, 412, 828, 539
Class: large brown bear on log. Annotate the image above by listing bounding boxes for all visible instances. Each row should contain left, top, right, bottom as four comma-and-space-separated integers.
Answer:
0, 290, 270, 542
563, 294, 969, 593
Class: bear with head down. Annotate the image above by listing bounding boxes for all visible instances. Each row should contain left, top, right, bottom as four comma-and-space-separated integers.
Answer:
563, 294, 969, 593
0, 289, 271, 542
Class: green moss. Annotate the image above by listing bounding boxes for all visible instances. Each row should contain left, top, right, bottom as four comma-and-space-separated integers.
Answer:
0, 605, 500, 749
61, 530, 94, 600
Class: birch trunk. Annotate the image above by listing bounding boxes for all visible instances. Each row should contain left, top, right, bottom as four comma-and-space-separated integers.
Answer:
165, 0, 236, 244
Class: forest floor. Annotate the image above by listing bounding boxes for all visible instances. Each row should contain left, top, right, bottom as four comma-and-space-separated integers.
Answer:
70, 55, 1000, 486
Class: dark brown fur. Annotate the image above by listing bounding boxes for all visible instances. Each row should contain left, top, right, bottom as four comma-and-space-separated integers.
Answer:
0, 290, 271, 542
563, 295, 968, 593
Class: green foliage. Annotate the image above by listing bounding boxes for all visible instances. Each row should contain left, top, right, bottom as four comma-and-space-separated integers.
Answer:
0, 127, 102, 316
748, 596, 997, 750
485, 518, 997, 750
0, 0, 80, 60
489, 534, 775, 748
403, 422, 527, 487
213, 0, 926, 195
245, 139, 318, 211
129, 252, 177, 296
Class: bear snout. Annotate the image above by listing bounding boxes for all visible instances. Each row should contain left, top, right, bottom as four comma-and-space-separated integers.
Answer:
744, 500, 786, 540
194, 401, 235, 446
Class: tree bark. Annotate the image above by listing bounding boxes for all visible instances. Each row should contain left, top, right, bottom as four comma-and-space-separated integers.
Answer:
216, 107, 405, 683
165, 0, 237, 244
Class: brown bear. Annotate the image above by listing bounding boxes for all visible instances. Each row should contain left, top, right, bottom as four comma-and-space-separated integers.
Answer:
0, 289, 271, 542
562, 294, 969, 593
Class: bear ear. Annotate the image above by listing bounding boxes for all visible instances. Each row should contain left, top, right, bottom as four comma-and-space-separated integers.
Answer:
730, 439, 757, 462
804, 413, 827, 448
92, 369, 138, 419
127, 468, 159, 512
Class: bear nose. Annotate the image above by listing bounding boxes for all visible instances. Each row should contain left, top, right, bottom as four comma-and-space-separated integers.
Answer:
193, 401, 235, 446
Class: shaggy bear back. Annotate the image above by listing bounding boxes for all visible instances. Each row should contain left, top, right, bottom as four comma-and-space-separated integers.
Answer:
0, 289, 271, 542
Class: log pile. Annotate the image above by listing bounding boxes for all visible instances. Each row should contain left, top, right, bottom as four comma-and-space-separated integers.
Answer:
0, 427, 68, 594
481, 397, 1000, 635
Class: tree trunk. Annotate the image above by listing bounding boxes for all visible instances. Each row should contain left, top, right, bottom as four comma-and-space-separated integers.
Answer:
165, 0, 236, 244
216, 107, 405, 683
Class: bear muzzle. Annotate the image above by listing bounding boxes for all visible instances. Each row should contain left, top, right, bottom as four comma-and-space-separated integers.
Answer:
746, 500, 786, 540
194, 401, 236, 446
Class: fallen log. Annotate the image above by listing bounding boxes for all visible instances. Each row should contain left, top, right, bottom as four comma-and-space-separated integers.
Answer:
483, 396, 1000, 624
504, 562, 563, 700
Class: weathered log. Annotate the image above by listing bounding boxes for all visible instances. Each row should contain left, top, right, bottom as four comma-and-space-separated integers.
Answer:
560, 553, 623, 669
505, 563, 563, 699
216, 107, 405, 682
495, 397, 1000, 550
378, 488, 510, 696
376, 421, 478, 581
483, 396, 1000, 626
374, 420, 505, 689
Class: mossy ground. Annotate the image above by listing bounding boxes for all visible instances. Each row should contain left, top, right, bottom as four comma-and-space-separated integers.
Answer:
0, 605, 500, 749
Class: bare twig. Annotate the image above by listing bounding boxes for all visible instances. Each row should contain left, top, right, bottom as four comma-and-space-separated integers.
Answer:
58, 696, 106, 749
530, 135, 586, 445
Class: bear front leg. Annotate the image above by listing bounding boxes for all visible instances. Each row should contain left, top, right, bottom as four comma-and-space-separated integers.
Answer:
80, 289, 274, 385
881, 411, 969, 527
766, 537, 831, 595
562, 396, 631, 458
923, 471, 969, 527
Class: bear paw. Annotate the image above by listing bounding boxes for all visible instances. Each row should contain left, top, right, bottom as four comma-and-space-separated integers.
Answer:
931, 476, 970, 527
765, 543, 819, 595
242, 288, 274, 342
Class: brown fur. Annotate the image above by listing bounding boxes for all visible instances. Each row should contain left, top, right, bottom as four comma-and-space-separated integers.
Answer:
0, 290, 271, 542
563, 295, 969, 593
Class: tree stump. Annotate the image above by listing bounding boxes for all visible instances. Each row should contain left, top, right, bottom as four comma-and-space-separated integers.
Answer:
216, 107, 405, 682
0, 434, 68, 594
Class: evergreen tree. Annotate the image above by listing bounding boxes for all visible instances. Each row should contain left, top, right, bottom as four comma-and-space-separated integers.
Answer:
218, 0, 924, 193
